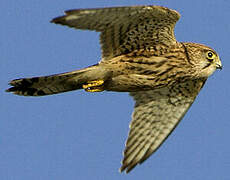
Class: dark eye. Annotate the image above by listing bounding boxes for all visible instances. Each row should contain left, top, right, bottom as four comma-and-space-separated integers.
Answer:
206, 51, 216, 61
208, 52, 213, 58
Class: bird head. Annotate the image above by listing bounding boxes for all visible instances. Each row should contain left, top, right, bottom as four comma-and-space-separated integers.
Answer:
183, 43, 222, 78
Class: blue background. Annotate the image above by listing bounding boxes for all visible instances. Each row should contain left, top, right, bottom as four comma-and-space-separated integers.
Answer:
1, 0, 230, 179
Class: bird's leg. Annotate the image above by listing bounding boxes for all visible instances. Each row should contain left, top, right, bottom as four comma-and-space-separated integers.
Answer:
82, 80, 104, 92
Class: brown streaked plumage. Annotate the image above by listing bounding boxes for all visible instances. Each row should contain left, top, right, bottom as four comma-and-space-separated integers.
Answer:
6, 5, 222, 173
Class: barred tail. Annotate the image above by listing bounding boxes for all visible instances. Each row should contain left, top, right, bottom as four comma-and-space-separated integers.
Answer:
6, 65, 108, 96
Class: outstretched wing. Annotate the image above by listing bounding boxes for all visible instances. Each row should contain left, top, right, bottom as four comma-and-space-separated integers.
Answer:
51, 6, 180, 60
120, 79, 206, 173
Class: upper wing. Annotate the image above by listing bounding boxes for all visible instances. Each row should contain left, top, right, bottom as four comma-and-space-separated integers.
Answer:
51, 5, 180, 60
120, 79, 206, 173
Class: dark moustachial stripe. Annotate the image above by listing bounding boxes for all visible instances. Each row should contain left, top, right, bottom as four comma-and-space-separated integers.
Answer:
203, 62, 212, 69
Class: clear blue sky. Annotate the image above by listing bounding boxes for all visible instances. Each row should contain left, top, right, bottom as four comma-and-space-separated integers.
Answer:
1, 0, 230, 179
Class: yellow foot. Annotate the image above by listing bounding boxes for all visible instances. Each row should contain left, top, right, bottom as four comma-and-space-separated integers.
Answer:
82, 80, 104, 92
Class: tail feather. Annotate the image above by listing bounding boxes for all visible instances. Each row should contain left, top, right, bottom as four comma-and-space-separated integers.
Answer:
7, 64, 111, 96
6, 70, 87, 96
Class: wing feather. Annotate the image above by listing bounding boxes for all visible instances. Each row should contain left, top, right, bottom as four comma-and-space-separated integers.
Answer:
51, 6, 180, 60
120, 79, 206, 173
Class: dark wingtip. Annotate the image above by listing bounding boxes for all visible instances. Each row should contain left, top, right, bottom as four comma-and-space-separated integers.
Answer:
119, 167, 124, 173
51, 17, 67, 27
120, 159, 139, 173
50, 16, 60, 24
50, 15, 67, 25
50, 9, 81, 25
119, 165, 132, 174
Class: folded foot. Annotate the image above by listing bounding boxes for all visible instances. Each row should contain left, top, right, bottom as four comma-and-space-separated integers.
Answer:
82, 80, 104, 92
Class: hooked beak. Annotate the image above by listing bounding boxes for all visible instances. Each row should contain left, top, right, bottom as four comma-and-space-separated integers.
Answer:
216, 62, 222, 70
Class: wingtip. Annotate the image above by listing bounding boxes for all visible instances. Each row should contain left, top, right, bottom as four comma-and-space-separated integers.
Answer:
119, 166, 125, 173
50, 18, 56, 23
50, 16, 65, 24
119, 163, 136, 174
119, 165, 136, 174
50, 9, 76, 24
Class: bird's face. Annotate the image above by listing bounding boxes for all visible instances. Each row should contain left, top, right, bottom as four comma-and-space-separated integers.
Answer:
184, 43, 222, 78
198, 48, 222, 78
202, 49, 222, 76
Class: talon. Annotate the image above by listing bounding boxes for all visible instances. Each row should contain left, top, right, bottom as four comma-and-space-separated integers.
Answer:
83, 80, 104, 92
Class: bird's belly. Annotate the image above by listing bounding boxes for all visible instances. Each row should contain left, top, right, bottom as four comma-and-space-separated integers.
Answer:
104, 74, 160, 92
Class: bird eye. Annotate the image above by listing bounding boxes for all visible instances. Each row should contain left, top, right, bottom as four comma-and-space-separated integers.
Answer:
206, 51, 215, 61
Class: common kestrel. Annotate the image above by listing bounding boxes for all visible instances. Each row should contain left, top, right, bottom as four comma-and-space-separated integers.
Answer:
6, 5, 222, 173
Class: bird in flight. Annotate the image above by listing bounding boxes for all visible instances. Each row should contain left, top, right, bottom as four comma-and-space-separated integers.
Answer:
6, 5, 222, 173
